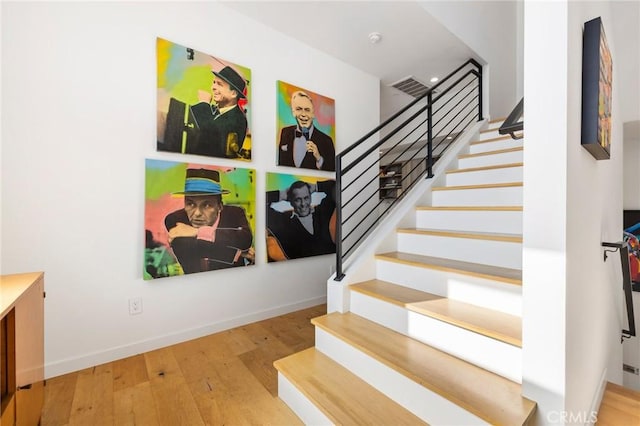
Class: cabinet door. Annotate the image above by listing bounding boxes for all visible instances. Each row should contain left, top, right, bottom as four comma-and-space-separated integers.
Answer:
401, 159, 427, 190
15, 277, 44, 426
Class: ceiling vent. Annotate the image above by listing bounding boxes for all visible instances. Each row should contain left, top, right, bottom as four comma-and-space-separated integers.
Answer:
389, 76, 434, 98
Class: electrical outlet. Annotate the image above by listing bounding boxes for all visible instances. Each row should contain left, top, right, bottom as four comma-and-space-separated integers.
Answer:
129, 297, 143, 315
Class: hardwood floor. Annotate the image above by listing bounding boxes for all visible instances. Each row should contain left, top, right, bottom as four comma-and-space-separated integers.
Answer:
41, 304, 326, 426
596, 381, 640, 425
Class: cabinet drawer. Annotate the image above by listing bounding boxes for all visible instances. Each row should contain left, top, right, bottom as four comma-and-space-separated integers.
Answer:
17, 381, 44, 426
1, 393, 16, 425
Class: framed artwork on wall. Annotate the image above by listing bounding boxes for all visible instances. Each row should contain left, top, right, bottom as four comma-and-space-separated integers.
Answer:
265, 172, 336, 262
276, 81, 336, 171
581, 17, 612, 160
156, 37, 252, 160
144, 159, 256, 280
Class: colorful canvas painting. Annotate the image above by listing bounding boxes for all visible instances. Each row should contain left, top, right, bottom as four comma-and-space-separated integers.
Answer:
276, 81, 336, 171
144, 159, 256, 280
157, 37, 252, 160
266, 172, 336, 262
597, 26, 612, 152
581, 17, 613, 160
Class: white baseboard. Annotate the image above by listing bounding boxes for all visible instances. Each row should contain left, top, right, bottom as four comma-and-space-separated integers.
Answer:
45, 295, 326, 379
589, 367, 608, 426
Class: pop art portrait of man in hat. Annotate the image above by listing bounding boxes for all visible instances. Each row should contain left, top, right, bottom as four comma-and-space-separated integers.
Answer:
157, 37, 251, 160
144, 159, 256, 280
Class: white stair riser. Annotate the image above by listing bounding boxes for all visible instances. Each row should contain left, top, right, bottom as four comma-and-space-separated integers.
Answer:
458, 150, 523, 169
350, 292, 522, 383
446, 166, 523, 186
477, 130, 503, 141
277, 372, 333, 425
315, 328, 489, 425
469, 138, 524, 154
376, 259, 522, 316
416, 210, 522, 234
432, 186, 522, 206
397, 233, 522, 269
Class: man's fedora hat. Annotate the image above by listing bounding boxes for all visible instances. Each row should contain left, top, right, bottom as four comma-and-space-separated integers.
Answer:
212, 66, 247, 99
175, 168, 230, 196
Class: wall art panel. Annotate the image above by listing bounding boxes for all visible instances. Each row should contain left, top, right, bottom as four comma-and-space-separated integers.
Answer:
157, 37, 252, 160
266, 172, 336, 262
145, 159, 255, 280
276, 81, 335, 171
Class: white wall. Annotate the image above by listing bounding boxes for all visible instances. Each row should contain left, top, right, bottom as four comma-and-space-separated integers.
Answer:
610, 2, 640, 124
0, 1, 380, 378
522, 2, 569, 422
623, 122, 640, 209
0, 2, 3, 276
420, 0, 521, 119
524, 1, 632, 424
565, 2, 625, 422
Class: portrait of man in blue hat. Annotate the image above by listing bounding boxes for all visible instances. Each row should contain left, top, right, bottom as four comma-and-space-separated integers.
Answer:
164, 168, 254, 273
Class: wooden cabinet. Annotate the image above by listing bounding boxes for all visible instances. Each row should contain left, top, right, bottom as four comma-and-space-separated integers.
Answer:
0, 272, 44, 426
379, 160, 427, 200
379, 163, 404, 200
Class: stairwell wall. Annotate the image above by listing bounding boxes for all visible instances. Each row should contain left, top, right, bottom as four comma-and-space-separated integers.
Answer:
420, 0, 521, 119
524, 1, 632, 424
623, 122, 640, 210
522, 2, 568, 420
565, 1, 626, 421
0, 1, 380, 377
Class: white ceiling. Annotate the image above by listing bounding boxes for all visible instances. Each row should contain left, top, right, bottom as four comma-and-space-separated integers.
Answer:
223, 1, 478, 118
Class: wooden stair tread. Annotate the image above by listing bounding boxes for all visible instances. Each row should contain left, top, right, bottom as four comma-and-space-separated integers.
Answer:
376, 251, 522, 285
274, 348, 427, 425
312, 312, 536, 425
397, 228, 522, 243
489, 117, 507, 124
432, 182, 523, 191
597, 382, 640, 425
417, 206, 523, 211
446, 162, 523, 174
459, 146, 523, 159
351, 279, 522, 346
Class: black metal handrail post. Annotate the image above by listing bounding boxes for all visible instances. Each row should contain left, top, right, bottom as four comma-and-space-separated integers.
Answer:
478, 66, 484, 121
602, 241, 636, 339
426, 92, 434, 178
335, 155, 344, 281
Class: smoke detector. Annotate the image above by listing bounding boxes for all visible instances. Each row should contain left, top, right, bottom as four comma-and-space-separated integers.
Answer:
368, 32, 382, 44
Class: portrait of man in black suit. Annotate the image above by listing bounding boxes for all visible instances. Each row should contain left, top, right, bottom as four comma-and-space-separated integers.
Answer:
277, 85, 335, 172
156, 38, 251, 160
266, 176, 336, 262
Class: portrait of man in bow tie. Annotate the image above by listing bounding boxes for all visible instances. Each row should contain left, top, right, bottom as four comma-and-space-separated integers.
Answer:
277, 82, 335, 172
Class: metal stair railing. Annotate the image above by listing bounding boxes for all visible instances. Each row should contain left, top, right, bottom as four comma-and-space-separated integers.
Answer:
334, 58, 484, 280
499, 97, 524, 139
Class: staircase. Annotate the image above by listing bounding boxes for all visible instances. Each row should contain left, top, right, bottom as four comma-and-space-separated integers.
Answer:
274, 118, 537, 424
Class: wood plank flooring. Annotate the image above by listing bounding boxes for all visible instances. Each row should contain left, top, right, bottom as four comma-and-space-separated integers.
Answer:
596, 381, 640, 425
41, 304, 325, 426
